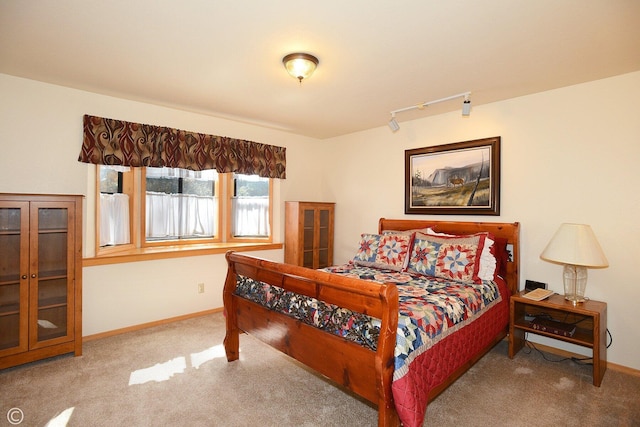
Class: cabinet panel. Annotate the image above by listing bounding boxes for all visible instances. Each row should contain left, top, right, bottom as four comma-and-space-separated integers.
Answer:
0, 312, 21, 350
0, 194, 82, 369
0, 234, 22, 282
38, 232, 69, 275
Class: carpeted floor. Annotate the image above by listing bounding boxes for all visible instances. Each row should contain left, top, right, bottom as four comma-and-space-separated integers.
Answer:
1, 313, 638, 426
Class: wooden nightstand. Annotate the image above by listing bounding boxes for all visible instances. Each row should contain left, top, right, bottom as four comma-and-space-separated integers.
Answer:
509, 291, 607, 386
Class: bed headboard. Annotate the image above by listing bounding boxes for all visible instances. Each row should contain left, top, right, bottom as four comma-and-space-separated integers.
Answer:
378, 218, 520, 295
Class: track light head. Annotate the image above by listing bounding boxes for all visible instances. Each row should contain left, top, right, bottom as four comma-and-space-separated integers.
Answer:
462, 95, 471, 116
388, 115, 400, 132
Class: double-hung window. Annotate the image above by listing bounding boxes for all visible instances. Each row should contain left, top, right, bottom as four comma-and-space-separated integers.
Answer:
229, 173, 271, 241
98, 166, 134, 249
144, 167, 219, 243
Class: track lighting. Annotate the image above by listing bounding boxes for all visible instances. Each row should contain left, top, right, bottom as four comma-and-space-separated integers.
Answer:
388, 114, 400, 132
462, 94, 471, 116
388, 91, 471, 131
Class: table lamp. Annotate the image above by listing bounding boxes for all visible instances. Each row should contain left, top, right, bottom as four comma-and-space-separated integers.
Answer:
540, 223, 608, 305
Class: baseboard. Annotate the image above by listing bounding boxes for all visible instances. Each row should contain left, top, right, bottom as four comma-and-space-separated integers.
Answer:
82, 308, 224, 342
522, 339, 640, 378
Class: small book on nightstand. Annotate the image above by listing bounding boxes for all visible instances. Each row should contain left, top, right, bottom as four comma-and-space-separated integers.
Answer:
522, 288, 555, 301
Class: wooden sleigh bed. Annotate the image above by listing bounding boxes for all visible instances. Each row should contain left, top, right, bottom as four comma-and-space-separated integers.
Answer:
223, 218, 520, 426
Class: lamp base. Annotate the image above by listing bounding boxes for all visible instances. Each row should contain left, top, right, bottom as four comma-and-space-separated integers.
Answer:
563, 264, 588, 306
564, 294, 589, 306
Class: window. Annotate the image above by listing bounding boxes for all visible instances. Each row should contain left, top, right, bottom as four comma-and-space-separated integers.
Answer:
229, 174, 272, 241
95, 165, 272, 255
98, 166, 134, 251
144, 167, 219, 243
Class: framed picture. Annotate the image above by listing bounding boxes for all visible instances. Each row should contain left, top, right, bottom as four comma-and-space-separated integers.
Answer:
405, 136, 500, 215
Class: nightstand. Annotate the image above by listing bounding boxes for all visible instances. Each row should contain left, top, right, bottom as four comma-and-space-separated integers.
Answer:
509, 291, 607, 386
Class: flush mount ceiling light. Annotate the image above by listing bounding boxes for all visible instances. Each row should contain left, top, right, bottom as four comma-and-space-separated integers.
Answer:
283, 53, 319, 83
388, 91, 471, 132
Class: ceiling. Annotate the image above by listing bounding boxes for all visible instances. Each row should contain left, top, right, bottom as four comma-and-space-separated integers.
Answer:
1, 1, 639, 139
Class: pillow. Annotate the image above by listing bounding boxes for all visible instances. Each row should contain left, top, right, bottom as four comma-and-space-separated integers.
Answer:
353, 233, 414, 271
407, 232, 487, 284
426, 228, 497, 281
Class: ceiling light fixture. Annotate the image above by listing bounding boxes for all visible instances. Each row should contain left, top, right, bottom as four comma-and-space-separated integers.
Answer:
283, 53, 319, 84
388, 91, 472, 131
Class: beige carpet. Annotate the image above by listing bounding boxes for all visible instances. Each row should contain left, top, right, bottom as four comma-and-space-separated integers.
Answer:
1, 313, 638, 427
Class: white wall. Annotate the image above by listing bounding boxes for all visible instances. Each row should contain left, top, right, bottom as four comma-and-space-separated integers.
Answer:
322, 71, 640, 370
0, 73, 324, 336
2, 71, 638, 370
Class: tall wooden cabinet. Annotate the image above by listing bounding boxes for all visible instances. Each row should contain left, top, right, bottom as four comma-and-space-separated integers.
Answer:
0, 193, 83, 369
285, 202, 335, 269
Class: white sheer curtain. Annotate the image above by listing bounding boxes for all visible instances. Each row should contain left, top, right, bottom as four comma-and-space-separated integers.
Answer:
232, 196, 270, 237
100, 193, 130, 246
146, 192, 217, 239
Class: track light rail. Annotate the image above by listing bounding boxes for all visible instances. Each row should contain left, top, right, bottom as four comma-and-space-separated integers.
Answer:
388, 91, 471, 132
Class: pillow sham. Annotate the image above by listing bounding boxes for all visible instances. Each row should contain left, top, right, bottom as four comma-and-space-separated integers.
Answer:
353, 232, 414, 271
407, 232, 487, 284
425, 228, 497, 281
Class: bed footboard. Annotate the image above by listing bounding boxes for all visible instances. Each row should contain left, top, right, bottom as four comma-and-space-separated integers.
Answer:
223, 251, 400, 427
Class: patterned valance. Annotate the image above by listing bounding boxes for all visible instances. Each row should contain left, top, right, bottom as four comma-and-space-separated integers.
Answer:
78, 115, 286, 179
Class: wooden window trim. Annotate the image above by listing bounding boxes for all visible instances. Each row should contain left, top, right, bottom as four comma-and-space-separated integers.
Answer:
83, 241, 282, 266
95, 166, 138, 256
140, 168, 222, 247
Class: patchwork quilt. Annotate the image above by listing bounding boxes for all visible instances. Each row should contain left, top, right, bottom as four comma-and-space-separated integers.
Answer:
234, 262, 508, 427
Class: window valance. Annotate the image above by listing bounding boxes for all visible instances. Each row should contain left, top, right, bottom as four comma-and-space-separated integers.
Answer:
78, 115, 286, 179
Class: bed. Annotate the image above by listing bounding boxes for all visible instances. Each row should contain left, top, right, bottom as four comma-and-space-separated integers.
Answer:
223, 218, 520, 427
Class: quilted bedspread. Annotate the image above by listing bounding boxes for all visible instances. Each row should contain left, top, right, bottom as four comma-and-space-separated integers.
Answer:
234, 262, 509, 427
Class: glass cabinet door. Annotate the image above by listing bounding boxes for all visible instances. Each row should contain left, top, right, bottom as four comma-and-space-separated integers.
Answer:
302, 209, 315, 268
317, 208, 331, 269
29, 202, 75, 348
0, 202, 29, 356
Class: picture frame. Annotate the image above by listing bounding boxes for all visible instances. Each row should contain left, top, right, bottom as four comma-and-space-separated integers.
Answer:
405, 136, 500, 215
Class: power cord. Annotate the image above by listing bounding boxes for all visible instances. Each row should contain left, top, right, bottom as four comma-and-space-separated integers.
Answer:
522, 328, 612, 366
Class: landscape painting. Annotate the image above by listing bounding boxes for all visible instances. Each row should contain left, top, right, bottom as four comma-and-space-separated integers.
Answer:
405, 137, 500, 215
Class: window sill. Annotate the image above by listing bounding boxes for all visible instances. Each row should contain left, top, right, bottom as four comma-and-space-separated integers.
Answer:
83, 242, 283, 267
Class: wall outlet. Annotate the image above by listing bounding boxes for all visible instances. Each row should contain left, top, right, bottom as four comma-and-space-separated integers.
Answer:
198, 283, 205, 293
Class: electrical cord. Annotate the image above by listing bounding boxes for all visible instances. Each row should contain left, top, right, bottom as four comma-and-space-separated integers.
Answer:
522, 328, 612, 365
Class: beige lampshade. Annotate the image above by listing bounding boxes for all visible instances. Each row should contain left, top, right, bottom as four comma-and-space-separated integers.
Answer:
540, 223, 608, 267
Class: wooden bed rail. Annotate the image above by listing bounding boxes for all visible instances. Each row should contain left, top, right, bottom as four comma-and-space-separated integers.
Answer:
223, 251, 401, 426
